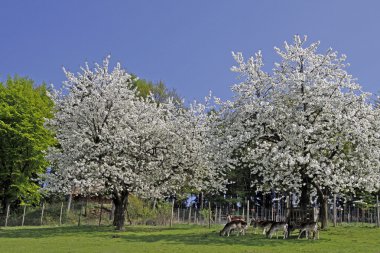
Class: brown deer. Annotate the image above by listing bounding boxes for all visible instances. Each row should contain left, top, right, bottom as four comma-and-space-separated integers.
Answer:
226, 214, 245, 222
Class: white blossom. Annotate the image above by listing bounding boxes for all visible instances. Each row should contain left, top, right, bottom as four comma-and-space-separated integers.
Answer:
216, 35, 380, 196
44, 57, 226, 200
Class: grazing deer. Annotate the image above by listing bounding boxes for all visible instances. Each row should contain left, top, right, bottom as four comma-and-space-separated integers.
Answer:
250, 219, 274, 235
266, 222, 288, 239
297, 222, 319, 240
219, 220, 248, 237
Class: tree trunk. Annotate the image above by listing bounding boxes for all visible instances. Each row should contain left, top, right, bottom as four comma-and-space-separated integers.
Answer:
312, 182, 329, 229
112, 190, 129, 231
299, 179, 311, 222
320, 194, 329, 229
300, 178, 310, 211
199, 192, 204, 210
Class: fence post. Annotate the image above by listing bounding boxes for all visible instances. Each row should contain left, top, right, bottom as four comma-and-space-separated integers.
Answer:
377, 195, 380, 228
219, 205, 222, 223
208, 202, 211, 229
98, 200, 103, 226
357, 207, 359, 223
247, 200, 250, 224
333, 194, 337, 227
40, 202, 45, 226
362, 209, 365, 225
188, 206, 192, 224
67, 194, 72, 213
170, 199, 175, 227
77, 202, 82, 226
348, 204, 351, 223
22, 205, 26, 226
59, 202, 64, 226
4, 204, 10, 227
214, 205, 217, 224
84, 197, 88, 217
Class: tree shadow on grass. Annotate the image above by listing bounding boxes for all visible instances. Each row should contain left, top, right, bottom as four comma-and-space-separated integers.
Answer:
0, 225, 189, 239
0, 225, 328, 247
110, 229, 327, 247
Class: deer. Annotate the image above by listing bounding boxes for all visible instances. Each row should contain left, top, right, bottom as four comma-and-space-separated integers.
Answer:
220, 220, 248, 237
297, 221, 319, 240
250, 218, 274, 235
266, 221, 288, 239
226, 214, 245, 222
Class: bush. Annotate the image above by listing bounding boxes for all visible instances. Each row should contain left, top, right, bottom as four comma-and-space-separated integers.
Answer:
127, 196, 172, 225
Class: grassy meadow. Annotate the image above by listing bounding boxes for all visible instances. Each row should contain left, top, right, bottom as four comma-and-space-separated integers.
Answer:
0, 224, 379, 253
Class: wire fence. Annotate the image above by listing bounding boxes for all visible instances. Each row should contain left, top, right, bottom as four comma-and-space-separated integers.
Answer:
0, 200, 114, 227
1, 198, 379, 227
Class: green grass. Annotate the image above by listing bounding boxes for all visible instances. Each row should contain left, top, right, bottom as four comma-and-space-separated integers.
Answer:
0, 224, 379, 253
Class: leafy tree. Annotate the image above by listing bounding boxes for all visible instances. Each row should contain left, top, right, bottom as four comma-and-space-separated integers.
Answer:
131, 76, 182, 105
214, 36, 380, 228
0, 77, 55, 210
44, 57, 226, 230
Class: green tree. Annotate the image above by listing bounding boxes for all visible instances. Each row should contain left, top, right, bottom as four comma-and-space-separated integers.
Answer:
0, 76, 55, 210
131, 76, 182, 105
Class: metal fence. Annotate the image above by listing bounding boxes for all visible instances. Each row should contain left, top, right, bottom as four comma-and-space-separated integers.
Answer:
1, 199, 379, 227
0, 200, 114, 227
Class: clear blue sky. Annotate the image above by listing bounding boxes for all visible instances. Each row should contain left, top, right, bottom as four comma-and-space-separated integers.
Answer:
1, 0, 379, 101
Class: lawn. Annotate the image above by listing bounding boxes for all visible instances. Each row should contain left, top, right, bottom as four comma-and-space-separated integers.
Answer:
0, 224, 379, 253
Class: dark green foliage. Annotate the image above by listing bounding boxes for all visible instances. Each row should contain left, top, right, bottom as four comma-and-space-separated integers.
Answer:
0, 76, 56, 210
223, 145, 260, 200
